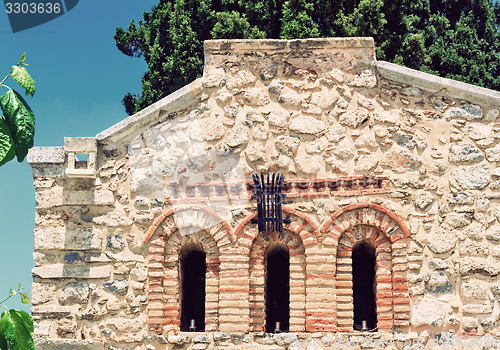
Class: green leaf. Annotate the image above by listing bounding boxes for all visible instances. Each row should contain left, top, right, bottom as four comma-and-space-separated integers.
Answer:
0, 310, 35, 350
10, 66, 35, 97
0, 90, 35, 162
20, 293, 29, 306
0, 117, 15, 167
19, 53, 26, 64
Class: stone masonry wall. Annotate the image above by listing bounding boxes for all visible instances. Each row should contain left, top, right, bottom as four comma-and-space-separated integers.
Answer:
27, 38, 500, 349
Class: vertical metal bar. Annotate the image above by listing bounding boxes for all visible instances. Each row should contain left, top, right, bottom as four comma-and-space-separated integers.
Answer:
271, 173, 276, 232
263, 173, 267, 233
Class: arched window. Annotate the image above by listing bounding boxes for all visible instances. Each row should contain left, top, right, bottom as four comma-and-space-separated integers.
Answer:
265, 243, 289, 333
352, 240, 377, 331
180, 243, 206, 332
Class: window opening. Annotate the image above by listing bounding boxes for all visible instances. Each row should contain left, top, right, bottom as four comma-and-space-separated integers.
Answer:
352, 240, 377, 331
265, 243, 289, 333
180, 244, 206, 332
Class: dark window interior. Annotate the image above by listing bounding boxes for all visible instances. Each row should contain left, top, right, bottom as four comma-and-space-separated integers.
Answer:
352, 240, 377, 331
265, 243, 289, 333
180, 245, 206, 332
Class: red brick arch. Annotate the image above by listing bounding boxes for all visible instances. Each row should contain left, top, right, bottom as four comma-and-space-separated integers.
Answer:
233, 206, 320, 332
144, 206, 233, 333
319, 203, 411, 332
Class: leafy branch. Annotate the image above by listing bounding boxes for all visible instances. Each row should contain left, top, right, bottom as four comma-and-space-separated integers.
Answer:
0, 52, 36, 166
0, 284, 35, 350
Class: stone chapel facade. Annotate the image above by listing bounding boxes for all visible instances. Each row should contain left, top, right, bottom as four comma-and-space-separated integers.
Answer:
28, 38, 500, 349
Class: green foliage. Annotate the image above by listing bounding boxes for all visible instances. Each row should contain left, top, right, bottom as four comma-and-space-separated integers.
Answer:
0, 285, 34, 350
10, 66, 35, 97
116, 0, 500, 115
0, 53, 36, 165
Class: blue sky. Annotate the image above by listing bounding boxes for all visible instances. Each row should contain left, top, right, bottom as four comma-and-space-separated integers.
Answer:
0, 0, 158, 311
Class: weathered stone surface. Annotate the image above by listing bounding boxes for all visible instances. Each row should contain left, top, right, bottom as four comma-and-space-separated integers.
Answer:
326, 124, 346, 143
357, 93, 376, 110
426, 226, 457, 254
35, 227, 102, 251
106, 318, 143, 333
245, 143, 266, 162
346, 69, 377, 88
295, 155, 321, 174
412, 191, 434, 210
425, 271, 452, 294
246, 110, 265, 123
486, 143, 500, 162
305, 138, 328, 154
381, 145, 423, 172
253, 123, 270, 140
410, 296, 453, 327
106, 234, 125, 251
203, 67, 226, 88
463, 123, 493, 140
444, 211, 473, 229
486, 109, 500, 121
93, 212, 133, 227
274, 333, 298, 345
33, 264, 112, 279
452, 164, 490, 190
449, 143, 484, 163
260, 61, 278, 80
278, 91, 302, 106
339, 109, 369, 128
464, 222, 485, 240
103, 279, 129, 296
59, 282, 90, 305
354, 132, 377, 149
268, 80, 284, 94
244, 88, 270, 106
429, 259, 451, 270
486, 226, 500, 242
201, 117, 226, 141
187, 144, 209, 172
151, 153, 177, 177
394, 131, 416, 149
355, 155, 378, 172
130, 168, 164, 194
226, 69, 256, 90
462, 283, 488, 301
35, 339, 104, 350
459, 240, 489, 256
216, 91, 232, 104
267, 111, 289, 128
430, 159, 447, 175
463, 304, 493, 314
460, 257, 500, 276
447, 191, 475, 206
226, 125, 249, 147
224, 103, 239, 118
289, 116, 326, 134
32, 283, 56, 305
445, 105, 483, 121
309, 91, 339, 110
275, 136, 300, 156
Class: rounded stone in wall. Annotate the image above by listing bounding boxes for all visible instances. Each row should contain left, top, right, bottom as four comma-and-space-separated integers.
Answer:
425, 226, 457, 254
59, 282, 90, 305
412, 191, 434, 211
425, 271, 452, 294
103, 279, 129, 296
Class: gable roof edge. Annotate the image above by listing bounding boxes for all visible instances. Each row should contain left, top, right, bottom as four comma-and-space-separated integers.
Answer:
377, 61, 500, 107
96, 78, 204, 144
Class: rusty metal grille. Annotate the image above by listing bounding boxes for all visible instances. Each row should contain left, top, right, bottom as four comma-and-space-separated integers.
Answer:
251, 173, 290, 234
